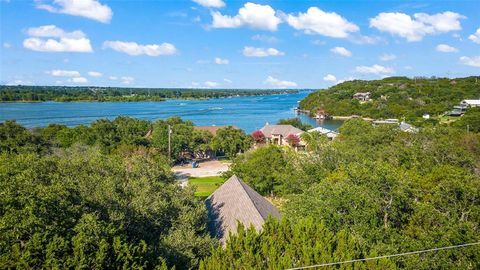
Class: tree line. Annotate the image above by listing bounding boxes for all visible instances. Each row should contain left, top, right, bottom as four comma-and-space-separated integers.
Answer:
0, 85, 298, 102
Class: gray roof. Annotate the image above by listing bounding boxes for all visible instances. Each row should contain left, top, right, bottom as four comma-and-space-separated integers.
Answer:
260, 124, 303, 138
205, 175, 281, 244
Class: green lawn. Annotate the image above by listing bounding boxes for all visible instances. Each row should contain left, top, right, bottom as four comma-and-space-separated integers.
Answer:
189, 176, 226, 197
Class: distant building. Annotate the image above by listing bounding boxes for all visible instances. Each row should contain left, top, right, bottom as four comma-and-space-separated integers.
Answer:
460, 100, 480, 108
314, 109, 330, 120
372, 119, 399, 125
353, 92, 371, 102
422, 114, 430, 119
308, 126, 339, 140
260, 124, 304, 148
205, 175, 281, 244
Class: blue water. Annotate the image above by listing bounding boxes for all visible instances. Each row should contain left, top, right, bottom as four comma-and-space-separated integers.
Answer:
0, 91, 342, 132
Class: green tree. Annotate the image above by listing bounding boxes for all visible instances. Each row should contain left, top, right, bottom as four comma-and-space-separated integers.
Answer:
210, 126, 252, 157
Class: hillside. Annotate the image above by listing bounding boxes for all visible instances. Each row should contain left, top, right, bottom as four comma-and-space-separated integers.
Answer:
300, 76, 480, 122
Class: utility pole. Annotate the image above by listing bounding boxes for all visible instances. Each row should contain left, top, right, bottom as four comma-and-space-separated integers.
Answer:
168, 125, 172, 158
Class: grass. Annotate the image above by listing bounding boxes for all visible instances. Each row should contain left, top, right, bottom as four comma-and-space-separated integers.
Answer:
189, 176, 226, 197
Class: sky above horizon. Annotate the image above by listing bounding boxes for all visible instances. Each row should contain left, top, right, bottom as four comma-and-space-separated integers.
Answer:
1, 0, 479, 89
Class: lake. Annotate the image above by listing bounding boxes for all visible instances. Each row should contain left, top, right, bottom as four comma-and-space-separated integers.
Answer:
0, 91, 343, 132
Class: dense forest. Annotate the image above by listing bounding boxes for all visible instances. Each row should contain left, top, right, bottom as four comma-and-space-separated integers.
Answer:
1, 115, 479, 269
0, 85, 298, 102
300, 76, 480, 123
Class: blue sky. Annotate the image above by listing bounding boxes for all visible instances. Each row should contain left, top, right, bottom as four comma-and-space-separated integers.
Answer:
1, 0, 479, 89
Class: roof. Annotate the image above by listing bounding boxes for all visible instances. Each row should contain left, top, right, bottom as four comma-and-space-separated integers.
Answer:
194, 125, 239, 136
260, 124, 303, 138
462, 99, 480, 106
399, 121, 419, 133
353, 92, 370, 96
205, 175, 281, 244
308, 126, 338, 135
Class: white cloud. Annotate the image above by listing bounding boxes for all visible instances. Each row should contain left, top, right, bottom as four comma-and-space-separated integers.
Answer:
264, 76, 297, 88
286, 7, 359, 38
214, 57, 229, 64
36, 0, 112, 23
7, 80, 33, 86
369, 11, 465, 42
3, 42, 11, 48
121, 76, 134, 84
88, 71, 103, 77
211, 2, 281, 31
468, 28, 480, 44
355, 64, 394, 74
48, 69, 81, 77
204, 81, 220, 87
70, 77, 88, 83
436, 44, 458, 53
242, 46, 284, 57
192, 0, 224, 8
330, 46, 352, 57
23, 25, 93, 53
103, 41, 177, 56
109, 76, 118, 80
251, 34, 279, 43
460, 56, 480, 67
323, 74, 337, 82
223, 78, 232, 83
380, 53, 397, 61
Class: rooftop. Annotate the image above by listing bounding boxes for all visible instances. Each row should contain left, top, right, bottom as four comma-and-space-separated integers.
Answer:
194, 125, 239, 136
205, 175, 281, 244
260, 124, 304, 138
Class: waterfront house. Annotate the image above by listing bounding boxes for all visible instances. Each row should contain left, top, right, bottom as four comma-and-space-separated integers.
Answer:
353, 92, 371, 102
308, 126, 339, 140
259, 124, 304, 148
460, 99, 480, 108
205, 175, 281, 244
193, 125, 239, 159
314, 109, 330, 120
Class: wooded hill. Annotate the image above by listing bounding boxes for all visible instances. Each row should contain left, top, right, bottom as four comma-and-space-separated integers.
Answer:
0, 85, 298, 102
300, 76, 480, 123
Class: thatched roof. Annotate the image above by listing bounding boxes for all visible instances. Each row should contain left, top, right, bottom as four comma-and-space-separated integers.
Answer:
205, 175, 281, 244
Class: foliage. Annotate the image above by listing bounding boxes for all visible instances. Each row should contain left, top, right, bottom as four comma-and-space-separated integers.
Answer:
0, 85, 298, 102
285, 133, 300, 146
251, 130, 265, 143
199, 218, 395, 270
300, 76, 480, 122
277, 117, 313, 131
225, 119, 480, 269
453, 107, 480, 132
210, 126, 252, 157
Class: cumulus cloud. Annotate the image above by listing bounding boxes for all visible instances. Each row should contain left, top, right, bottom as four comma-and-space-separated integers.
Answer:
436, 44, 458, 53
211, 2, 281, 31
36, 0, 112, 23
3, 42, 11, 48
192, 0, 224, 8
88, 71, 103, 77
264, 76, 297, 88
243, 46, 284, 57
23, 25, 93, 53
204, 81, 220, 87
109, 76, 118, 80
214, 57, 229, 64
70, 77, 88, 83
121, 76, 134, 84
251, 34, 279, 43
369, 11, 465, 42
323, 74, 337, 82
355, 64, 394, 74
286, 7, 358, 38
103, 41, 177, 56
48, 69, 81, 77
460, 56, 480, 67
469, 28, 480, 44
330, 46, 352, 57
380, 53, 397, 61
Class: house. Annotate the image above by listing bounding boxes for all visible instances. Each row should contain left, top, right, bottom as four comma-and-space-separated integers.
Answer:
422, 114, 430, 120
259, 124, 304, 147
308, 126, 339, 140
399, 121, 419, 133
353, 92, 371, 102
460, 100, 480, 108
205, 175, 281, 244
314, 109, 330, 120
372, 119, 399, 125
193, 125, 239, 136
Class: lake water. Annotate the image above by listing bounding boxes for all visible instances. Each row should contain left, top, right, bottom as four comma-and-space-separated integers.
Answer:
0, 91, 343, 132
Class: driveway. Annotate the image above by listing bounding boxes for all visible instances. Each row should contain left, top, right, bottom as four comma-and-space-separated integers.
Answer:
172, 160, 230, 182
